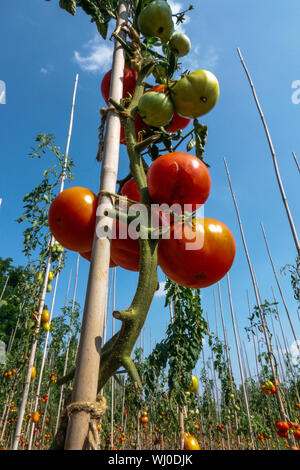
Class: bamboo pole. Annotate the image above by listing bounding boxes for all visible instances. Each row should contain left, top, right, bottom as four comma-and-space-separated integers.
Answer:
292, 152, 300, 173
55, 256, 80, 435
12, 73, 78, 450
28, 256, 64, 449
226, 273, 255, 449
64, 3, 128, 449
260, 222, 300, 353
110, 267, 116, 450
0, 275, 9, 302
237, 48, 300, 255
223, 157, 291, 427
12, 249, 52, 450
217, 282, 241, 442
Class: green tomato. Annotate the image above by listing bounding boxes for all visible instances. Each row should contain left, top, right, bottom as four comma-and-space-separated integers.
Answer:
229, 393, 235, 399
46, 283, 52, 293
138, 0, 174, 44
42, 321, 51, 332
138, 91, 174, 127
171, 69, 220, 118
169, 33, 191, 57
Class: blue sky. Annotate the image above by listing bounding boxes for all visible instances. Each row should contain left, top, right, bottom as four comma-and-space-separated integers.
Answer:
0, 0, 299, 383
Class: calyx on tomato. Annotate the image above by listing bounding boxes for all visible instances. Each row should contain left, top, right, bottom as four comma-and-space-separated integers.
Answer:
171, 70, 220, 118
147, 151, 211, 212
138, 0, 174, 44
158, 218, 236, 288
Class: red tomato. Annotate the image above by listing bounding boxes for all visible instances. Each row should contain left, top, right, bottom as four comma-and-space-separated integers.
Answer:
101, 67, 138, 105
48, 187, 98, 253
149, 84, 190, 132
158, 218, 236, 288
147, 152, 211, 212
79, 251, 117, 268
110, 220, 140, 272
275, 421, 290, 433
120, 178, 141, 202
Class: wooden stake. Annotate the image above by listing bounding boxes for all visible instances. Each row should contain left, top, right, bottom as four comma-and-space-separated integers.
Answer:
64, 1, 128, 449
292, 152, 300, 173
226, 273, 255, 449
237, 48, 300, 255
224, 157, 291, 426
260, 222, 300, 353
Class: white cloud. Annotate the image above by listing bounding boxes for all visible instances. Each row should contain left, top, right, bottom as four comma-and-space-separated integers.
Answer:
74, 35, 113, 72
40, 67, 49, 75
280, 339, 300, 365
290, 339, 300, 365
183, 44, 219, 72
155, 282, 167, 297
0, 81, 6, 104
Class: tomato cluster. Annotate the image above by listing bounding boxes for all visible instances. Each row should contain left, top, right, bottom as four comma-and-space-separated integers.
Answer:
48, 148, 235, 288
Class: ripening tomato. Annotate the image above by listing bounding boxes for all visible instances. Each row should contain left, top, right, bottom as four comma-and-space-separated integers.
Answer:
184, 432, 200, 450
79, 251, 117, 268
148, 84, 190, 132
147, 152, 211, 212
42, 322, 51, 332
294, 429, 300, 441
31, 366, 36, 380
158, 218, 236, 288
120, 178, 141, 202
32, 411, 40, 423
141, 416, 149, 424
189, 375, 198, 393
101, 67, 138, 105
41, 309, 50, 323
48, 187, 98, 253
171, 70, 220, 118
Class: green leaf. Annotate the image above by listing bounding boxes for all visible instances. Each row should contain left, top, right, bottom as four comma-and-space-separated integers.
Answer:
59, 0, 76, 16
96, 19, 108, 40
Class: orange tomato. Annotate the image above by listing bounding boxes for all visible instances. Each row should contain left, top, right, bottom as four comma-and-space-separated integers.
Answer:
48, 187, 98, 253
31, 366, 36, 380
184, 432, 200, 450
32, 411, 40, 423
